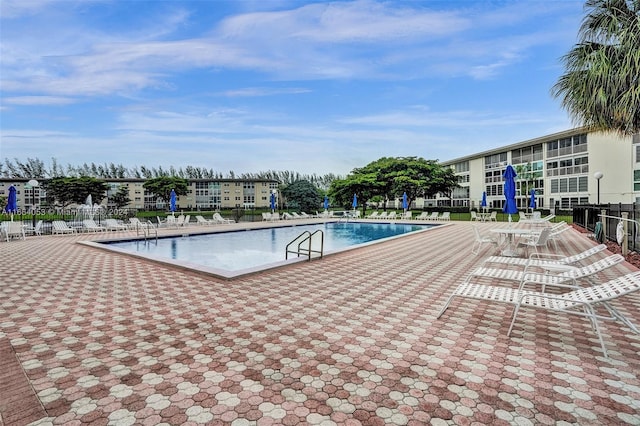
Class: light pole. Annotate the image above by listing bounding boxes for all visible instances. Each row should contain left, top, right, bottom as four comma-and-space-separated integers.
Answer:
594, 171, 603, 205
27, 179, 39, 228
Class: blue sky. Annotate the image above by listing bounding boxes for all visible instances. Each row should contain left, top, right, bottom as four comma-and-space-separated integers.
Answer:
0, 0, 586, 176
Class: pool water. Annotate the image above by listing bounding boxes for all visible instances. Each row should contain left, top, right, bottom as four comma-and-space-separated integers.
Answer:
105, 222, 432, 274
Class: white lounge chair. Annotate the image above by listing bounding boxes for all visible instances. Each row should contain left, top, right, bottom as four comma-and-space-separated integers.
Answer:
471, 225, 499, 255
482, 244, 608, 270
437, 271, 640, 357
386, 211, 396, 220
83, 219, 106, 232
104, 219, 127, 231
415, 212, 430, 220
1, 221, 26, 241
439, 212, 451, 221
366, 211, 379, 219
467, 254, 624, 292
402, 211, 412, 220
196, 215, 215, 226
52, 220, 77, 235
427, 212, 440, 221
130, 217, 152, 230
213, 213, 233, 224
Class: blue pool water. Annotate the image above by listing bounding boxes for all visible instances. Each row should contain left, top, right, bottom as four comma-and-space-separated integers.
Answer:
105, 222, 433, 275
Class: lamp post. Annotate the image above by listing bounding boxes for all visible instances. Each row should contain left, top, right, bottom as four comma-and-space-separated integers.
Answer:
594, 171, 603, 205
27, 179, 39, 228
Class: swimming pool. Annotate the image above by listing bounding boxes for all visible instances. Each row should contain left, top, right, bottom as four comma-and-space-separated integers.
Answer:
95, 222, 436, 279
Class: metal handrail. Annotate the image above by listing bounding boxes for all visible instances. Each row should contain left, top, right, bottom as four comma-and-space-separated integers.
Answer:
285, 230, 324, 260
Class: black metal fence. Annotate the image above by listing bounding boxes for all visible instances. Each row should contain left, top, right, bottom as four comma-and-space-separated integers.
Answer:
573, 204, 640, 253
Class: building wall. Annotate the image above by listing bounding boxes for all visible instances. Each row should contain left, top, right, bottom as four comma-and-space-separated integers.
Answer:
0, 178, 279, 211
440, 128, 638, 210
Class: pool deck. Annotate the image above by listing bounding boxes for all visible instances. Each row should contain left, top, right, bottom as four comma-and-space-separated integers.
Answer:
1, 219, 639, 425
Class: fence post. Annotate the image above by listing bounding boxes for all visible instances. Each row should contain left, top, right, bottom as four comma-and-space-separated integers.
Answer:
584, 209, 589, 230
622, 212, 629, 257
601, 209, 607, 242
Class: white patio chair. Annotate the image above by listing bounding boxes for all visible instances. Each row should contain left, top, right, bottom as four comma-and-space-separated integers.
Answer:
471, 225, 499, 256
24, 220, 43, 236
481, 244, 608, 270
83, 219, 106, 232
516, 227, 552, 257
470, 211, 480, 221
2, 221, 26, 241
104, 219, 127, 231
213, 213, 234, 224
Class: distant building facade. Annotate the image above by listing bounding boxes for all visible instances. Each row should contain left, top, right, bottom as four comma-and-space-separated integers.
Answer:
432, 127, 639, 211
0, 178, 279, 211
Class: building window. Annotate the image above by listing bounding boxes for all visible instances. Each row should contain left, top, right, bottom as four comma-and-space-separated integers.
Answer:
634, 170, 640, 191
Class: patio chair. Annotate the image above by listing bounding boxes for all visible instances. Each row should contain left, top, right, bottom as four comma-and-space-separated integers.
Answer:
52, 220, 77, 235
386, 211, 396, 220
24, 220, 43, 236
471, 225, 499, 255
488, 211, 497, 222
516, 227, 552, 257
470, 211, 480, 221
547, 223, 572, 250
439, 212, 451, 221
402, 211, 412, 219
437, 271, 640, 357
428, 212, 440, 221
415, 212, 429, 220
130, 217, 152, 230
366, 211, 379, 219
377, 211, 388, 219
481, 244, 608, 270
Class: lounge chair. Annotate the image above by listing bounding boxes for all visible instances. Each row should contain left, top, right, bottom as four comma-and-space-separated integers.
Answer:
437, 271, 640, 357
196, 215, 215, 226
386, 211, 396, 220
468, 254, 624, 292
471, 225, 499, 255
547, 223, 572, 250
402, 211, 412, 220
291, 212, 303, 219
82, 219, 106, 232
1, 221, 26, 241
182, 215, 191, 227
482, 244, 608, 270
415, 212, 429, 220
377, 212, 388, 220
130, 217, 151, 230
213, 213, 233, 224
366, 211, 379, 219
104, 219, 128, 231
439, 212, 451, 221
52, 220, 77, 235
427, 212, 440, 221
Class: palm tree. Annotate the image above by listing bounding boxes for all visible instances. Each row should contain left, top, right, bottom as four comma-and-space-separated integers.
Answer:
551, 0, 640, 135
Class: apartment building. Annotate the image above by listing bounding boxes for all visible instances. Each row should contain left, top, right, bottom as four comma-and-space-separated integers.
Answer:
0, 178, 279, 211
438, 128, 639, 211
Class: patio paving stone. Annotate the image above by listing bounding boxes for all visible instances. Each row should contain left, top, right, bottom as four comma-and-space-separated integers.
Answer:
0, 220, 639, 425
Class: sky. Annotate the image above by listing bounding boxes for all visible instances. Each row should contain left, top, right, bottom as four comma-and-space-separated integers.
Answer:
0, 0, 587, 177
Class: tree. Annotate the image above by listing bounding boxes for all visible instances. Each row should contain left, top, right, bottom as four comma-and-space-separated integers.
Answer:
109, 186, 131, 209
281, 180, 323, 212
552, 0, 640, 135
328, 157, 459, 211
142, 177, 189, 204
42, 177, 110, 207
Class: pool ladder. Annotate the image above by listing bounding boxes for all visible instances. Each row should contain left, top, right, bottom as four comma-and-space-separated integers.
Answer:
285, 230, 324, 261
136, 220, 158, 242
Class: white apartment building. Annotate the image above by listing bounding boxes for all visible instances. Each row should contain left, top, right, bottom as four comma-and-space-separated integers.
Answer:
0, 178, 279, 212
436, 127, 639, 211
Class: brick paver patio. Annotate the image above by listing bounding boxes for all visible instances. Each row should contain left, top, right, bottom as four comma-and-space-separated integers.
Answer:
1, 220, 639, 425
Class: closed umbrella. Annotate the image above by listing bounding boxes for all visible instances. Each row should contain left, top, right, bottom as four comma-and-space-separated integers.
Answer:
270, 192, 276, 213
170, 189, 177, 213
529, 189, 536, 212
481, 191, 487, 211
4, 185, 17, 220
352, 194, 358, 209
402, 192, 408, 212
323, 195, 329, 211
502, 165, 518, 222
